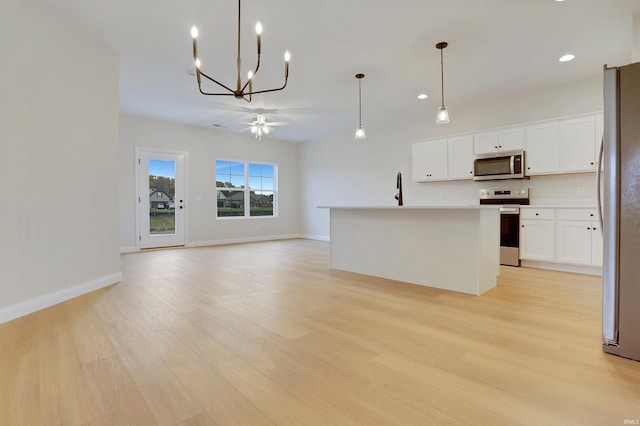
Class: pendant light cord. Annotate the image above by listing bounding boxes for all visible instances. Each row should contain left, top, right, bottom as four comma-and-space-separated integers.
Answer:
358, 78, 362, 125
440, 46, 445, 107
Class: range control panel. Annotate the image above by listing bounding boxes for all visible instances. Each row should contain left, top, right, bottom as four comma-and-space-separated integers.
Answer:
479, 188, 529, 200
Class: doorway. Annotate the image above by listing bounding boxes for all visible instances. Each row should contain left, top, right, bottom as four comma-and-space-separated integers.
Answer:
136, 148, 187, 249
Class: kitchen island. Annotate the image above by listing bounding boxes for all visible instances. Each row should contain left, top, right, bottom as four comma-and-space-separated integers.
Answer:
321, 206, 500, 295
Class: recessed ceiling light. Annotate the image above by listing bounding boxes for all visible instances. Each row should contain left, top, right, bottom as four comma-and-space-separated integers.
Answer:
418, 94, 428, 100
559, 54, 575, 62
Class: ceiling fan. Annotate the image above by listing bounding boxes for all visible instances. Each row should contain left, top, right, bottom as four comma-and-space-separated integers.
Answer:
242, 113, 287, 140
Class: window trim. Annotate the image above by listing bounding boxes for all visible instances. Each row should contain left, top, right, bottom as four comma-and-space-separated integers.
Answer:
215, 159, 278, 219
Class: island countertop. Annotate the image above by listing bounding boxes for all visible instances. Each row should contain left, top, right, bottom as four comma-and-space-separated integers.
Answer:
318, 205, 498, 210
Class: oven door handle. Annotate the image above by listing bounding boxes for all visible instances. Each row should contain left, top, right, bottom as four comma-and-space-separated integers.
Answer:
499, 206, 520, 214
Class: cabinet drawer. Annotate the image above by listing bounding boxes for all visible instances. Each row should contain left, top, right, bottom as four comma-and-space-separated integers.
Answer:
520, 208, 555, 220
556, 208, 598, 221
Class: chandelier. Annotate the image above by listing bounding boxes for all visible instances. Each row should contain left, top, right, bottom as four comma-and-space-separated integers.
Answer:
190, 0, 290, 102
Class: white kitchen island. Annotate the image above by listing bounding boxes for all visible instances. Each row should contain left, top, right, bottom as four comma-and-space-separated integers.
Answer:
321, 206, 501, 295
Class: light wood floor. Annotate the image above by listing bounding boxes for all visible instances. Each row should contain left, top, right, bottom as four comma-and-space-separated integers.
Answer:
1, 239, 639, 425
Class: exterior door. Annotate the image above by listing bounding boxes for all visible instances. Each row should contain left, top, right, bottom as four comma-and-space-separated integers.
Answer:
136, 148, 186, 249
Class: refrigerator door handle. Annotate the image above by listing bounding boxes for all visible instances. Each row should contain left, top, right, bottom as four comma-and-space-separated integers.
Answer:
596, 136, 604, 234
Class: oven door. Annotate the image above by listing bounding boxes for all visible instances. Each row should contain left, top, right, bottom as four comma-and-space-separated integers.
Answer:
500, 206, 520, 266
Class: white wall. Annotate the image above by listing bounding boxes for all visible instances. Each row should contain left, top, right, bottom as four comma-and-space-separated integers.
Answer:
119, 114, 300, 251
0, 0, 120, 321
300, 76, 604, 239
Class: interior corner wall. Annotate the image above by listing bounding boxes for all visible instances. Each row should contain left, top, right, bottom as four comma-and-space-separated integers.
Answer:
118, 114, 300, 250
0, 0, 120, 321
299, 75, 604, 239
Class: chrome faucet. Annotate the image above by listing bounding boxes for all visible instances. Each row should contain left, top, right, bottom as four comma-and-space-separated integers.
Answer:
395, 172, 403, 206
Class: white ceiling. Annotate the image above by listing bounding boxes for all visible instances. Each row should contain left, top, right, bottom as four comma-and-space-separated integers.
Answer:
41, 0, 640, 142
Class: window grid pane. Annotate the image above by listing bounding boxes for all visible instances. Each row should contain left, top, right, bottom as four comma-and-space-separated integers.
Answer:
217, 161, 276, 218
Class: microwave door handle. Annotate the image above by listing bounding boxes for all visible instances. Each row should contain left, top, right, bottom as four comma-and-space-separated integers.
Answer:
510, 156, 515, 174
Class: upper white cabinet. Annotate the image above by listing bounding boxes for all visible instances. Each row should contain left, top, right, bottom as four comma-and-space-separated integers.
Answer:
561, 116, 598, 172
525, 121, 561, 175
448, 135, 475, 180
475, 128, 524, 154
411, 139, 448, 182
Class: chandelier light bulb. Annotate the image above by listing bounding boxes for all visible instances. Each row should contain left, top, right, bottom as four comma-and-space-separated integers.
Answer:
255, 22, 263, 35
247, 70, 254, 80
195, 58, 201, 69
284, 51, 291, 62
190, 26, 198, 39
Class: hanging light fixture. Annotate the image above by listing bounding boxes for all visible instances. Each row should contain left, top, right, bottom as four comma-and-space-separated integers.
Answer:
355, 73, 366, 139
436, 42, 450, 124
249, 114, 271, 140
190, 0, 290, 102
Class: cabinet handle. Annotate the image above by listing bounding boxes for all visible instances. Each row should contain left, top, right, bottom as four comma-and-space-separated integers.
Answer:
527, 166, 531, 170
590, 213, 594, 217
521, 225, 525, 228
587, 227, 591, 230
535, 213, 539, 216
590, 162, 595, 165
593, 227, 597, 231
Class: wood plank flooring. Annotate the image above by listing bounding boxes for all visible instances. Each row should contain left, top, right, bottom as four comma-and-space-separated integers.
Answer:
1, 239, 639, 425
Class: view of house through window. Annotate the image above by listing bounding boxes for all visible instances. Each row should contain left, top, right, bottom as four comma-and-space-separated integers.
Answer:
149, 159, 176, 234
216, 160, 276, 218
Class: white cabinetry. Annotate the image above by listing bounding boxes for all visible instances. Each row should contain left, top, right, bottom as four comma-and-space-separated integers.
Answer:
448, 135, 474, 180
475, 128, 524, 154
520, 209, 555, 262
561, 116, 598, 172
525, 121, 561, 175
411, 139, 448, 182
556, 209, 602, 266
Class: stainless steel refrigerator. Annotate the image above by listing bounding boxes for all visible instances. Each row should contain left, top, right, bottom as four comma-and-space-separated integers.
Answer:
600, 62, 640, 362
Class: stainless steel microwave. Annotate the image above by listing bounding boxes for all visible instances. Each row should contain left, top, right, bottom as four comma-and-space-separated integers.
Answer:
473, 150, 525, 181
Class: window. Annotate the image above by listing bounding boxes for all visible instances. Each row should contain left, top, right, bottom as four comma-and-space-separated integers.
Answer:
216, 160, 276, 218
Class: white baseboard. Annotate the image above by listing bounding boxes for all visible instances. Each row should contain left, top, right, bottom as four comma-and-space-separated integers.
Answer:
120, 246, 138, 253
520, 260, 602, 276
187, 234, 304, 248
300, 234, 330, 242
0, 272, 122, 324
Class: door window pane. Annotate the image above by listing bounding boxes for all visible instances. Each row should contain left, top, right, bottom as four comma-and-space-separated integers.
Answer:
149, 159, 176, 235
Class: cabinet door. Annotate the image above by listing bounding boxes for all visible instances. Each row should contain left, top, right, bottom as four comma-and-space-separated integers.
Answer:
595, 114, 604, 172
520, 220, 555, 261
499, 127, 525, 151
411, 141, 429, 182
474, 132, 499, 154
411, 139, 448, 181
561, 116, 597, 172
525, 122, 560, 175
474, 129, 524, 154
448, 135, 474, 180
591, 221, 603, 266
557, 220, 592, 265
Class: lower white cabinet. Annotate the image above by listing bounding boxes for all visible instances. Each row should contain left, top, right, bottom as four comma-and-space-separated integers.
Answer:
556, 208, 602, 266
520, 209, 555, 262
520, 207, 603, 269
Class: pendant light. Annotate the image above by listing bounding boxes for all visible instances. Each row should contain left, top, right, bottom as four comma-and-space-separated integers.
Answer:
436, 42, 450, 124
355, 73, 366, 139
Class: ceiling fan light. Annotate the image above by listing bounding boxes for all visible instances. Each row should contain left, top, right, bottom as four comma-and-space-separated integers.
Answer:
436, 106, 450, 124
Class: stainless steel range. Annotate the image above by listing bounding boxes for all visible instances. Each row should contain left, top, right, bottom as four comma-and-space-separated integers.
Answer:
479, 188, 529, 267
